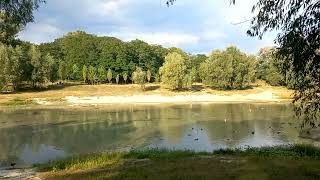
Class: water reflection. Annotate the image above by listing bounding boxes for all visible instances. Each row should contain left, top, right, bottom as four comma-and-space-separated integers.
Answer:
0, 103, 318, 167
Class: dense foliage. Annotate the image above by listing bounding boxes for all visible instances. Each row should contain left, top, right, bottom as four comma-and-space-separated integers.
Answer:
0, 30, 290, 92
247, 0, 320, 127
38, 31, 168, 84
0, 0, 45, 44
256, 47, 295, 88
132, 67, 146, 90
200, 46, 256, 90
159, 52, 192, 90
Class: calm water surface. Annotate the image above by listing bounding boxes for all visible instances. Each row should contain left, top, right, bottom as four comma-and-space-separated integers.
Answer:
0, 103, 318, 167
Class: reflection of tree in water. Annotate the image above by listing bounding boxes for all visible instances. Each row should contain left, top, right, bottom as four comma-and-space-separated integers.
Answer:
0, 104, 301, 166
0, 108, 161, 165
157, 105, 193, 144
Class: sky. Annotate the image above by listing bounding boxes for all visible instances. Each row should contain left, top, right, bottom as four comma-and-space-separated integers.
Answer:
18, 0, 277, 55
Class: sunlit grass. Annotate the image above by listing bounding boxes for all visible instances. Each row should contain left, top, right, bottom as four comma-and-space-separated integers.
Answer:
1, 97, 36, 106
36, 144, 320, 173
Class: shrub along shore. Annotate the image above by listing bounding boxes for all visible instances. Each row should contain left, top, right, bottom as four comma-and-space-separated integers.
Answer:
36, 144, 320, 180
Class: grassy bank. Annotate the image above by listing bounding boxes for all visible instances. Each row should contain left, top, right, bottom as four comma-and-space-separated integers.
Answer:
37, 145, 320, 180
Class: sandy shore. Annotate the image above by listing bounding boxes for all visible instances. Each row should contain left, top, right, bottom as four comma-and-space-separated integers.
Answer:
0, 82, 293, 107
64, 90, 286, 105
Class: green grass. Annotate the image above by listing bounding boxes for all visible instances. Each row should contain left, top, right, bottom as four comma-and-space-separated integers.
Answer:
36, 144, 320, 173
37, 144, 320, 180
1, 97, 37, 106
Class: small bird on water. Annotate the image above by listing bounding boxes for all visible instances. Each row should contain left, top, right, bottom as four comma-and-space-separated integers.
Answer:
10, 162, 16, 168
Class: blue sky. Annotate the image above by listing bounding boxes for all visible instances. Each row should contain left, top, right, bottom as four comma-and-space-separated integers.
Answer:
18, 0, 277, 55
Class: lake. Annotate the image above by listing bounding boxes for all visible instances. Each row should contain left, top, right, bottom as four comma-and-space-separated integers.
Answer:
0, 103, 318, 167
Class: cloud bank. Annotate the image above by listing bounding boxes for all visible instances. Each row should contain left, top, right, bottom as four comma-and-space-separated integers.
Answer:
18, 0, 276, 54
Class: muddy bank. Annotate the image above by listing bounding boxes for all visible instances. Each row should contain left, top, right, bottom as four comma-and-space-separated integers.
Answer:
64, 90, 285, 105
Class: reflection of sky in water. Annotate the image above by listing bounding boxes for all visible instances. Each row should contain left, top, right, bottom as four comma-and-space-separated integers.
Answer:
20, 144, 65, 165
147, 126, 286, 151
0, 103, 319, 167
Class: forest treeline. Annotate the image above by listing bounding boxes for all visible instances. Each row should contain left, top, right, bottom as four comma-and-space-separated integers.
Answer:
0, 31, 292, 91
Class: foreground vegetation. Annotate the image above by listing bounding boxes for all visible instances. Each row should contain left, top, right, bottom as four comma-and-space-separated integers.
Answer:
37, 145, 320, 180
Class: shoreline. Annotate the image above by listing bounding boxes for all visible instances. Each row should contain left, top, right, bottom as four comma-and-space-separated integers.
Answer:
0, 83, 294, 108
64, 90, 287, 105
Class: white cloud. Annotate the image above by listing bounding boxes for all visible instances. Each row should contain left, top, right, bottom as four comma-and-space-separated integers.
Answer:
201, 31, 227, 41
86, 0, 132, 19
16, 0, 277, 54
18, 23, 63, 44
109, 31, 200, 46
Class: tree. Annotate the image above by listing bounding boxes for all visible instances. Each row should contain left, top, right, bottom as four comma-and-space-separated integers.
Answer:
190, 54, 207, 82
146, 69, 152, 83
256, 47, 289, 86
97, 65, 106, 83
10, 45, 24, 89
43, 53, 55, 83
159, 52, 190, 90
116, 74, 120, 84
0, 44, 11, 91
82, 65, 87, 83
199, 46, 256, 90
58, 61, 66, 82
247, 0, 320, 126
71, 64, 79, 80
107, 68, 113, 83
132, 67, 146, 90
0, 0, 45, 44
190, 67, 197, 83
123, 72, 128, 84
29, 45, 51, 87
87, 65, 96, 85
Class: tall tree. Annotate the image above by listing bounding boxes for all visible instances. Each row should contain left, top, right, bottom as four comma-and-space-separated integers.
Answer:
159, 52, 190, 90
199, 46, 256, 90
247, 0, 320, 127
123, 72, 128, 84
0, 0, 45, 44
87, 65, 96, 85
58, 61, 66, 82
71, 64, 79, 80
97, 65, 106, 83
82, 65, 87, 83
132, 67, 146, 90
146, 69, 152, 83
115, 74, 120, 84
0, 44, 11, 91
107, 68, 113, 83
29, 45, 46, 87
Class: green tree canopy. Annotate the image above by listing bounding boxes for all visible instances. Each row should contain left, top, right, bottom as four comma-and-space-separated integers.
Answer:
132, 67, 146, 90
159, 52, 191, 90
0, 0, 44, 44
200, 46, 256, 90
247, 0, 320, 127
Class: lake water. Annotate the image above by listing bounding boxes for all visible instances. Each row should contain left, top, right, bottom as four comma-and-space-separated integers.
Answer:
0, 103, 318, 167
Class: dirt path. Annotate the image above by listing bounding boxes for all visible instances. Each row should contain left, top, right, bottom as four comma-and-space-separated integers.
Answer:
0, 168, 41, 180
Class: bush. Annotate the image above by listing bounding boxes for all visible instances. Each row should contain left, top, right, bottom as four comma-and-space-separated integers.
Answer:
159, 52, 192, 90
